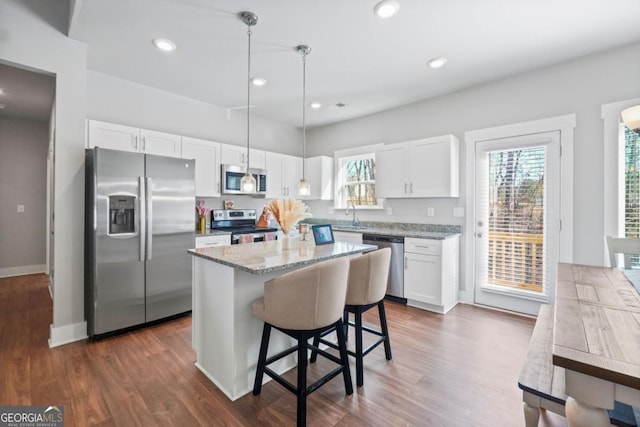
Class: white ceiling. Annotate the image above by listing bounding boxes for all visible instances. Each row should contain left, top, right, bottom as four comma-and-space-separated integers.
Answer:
27, 1, 640, 127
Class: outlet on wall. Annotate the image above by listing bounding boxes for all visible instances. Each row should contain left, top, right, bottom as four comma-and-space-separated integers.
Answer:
427, 207, 435, 217
386, 207, 393, 215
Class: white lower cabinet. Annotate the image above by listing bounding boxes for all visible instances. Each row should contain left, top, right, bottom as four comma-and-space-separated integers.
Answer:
195, 234, 231, 248
404, 235, 459, 314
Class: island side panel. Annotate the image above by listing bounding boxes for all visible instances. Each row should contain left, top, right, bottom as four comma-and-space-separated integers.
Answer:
193, 257, 237, 399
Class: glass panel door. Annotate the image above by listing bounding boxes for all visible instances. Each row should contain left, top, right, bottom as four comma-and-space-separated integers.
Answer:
474, 131, 560, 315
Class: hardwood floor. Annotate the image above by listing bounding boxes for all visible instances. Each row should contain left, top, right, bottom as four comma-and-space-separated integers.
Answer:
0, 273, 568, 426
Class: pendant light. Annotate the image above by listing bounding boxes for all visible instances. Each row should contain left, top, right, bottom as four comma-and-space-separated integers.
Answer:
240, 11, 258, 193
622, 105, 640, 135
297, 45, 311, 196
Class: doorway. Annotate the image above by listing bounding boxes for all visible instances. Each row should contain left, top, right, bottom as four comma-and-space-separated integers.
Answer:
0, 62, 55, 288
474, 131, 560, 315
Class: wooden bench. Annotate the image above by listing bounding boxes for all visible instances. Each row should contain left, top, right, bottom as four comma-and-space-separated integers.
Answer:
518, 304, 638, 427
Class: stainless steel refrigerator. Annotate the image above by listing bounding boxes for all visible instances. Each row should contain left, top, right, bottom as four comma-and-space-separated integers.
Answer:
85, 147, 195, 337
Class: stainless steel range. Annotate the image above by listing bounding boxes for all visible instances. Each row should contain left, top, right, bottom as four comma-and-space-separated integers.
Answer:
210, 209, 278, 244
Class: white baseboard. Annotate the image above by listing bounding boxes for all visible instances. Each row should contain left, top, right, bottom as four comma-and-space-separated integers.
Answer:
0, 264, 46, 278
49, 321, 87, 347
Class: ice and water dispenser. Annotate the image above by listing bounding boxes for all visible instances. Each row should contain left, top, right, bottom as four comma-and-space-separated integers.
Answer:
108, 195, 136, 235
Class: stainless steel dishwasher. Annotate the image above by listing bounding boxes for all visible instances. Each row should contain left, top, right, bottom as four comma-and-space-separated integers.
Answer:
362, 234, 406, 302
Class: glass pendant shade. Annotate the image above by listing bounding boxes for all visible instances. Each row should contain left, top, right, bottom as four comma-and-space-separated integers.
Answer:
298, 178, 310, 196
241, 173, 256, 193
622, 105, 640, 132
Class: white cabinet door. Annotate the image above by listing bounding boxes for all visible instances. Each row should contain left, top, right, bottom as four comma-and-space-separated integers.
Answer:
409, 136, 459, 197
376, 143, 408, 198
182, 137, 220, 197
87, 120, 140, 152
265, 152, 285, 198
265, 153, 302, 198
249, 149, 266, 169
220, 144, 245, 165
376, 135, 459, 198
303, 156, 333, 200
404, 236, 459, 314
220, 144, 266, 169
404, 252, 442, 305
283, 154, 302, 197
140, 129, 182, 157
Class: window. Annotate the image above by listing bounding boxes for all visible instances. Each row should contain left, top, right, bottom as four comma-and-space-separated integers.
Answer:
334, 144, 384, 209
624, 125, 640, 267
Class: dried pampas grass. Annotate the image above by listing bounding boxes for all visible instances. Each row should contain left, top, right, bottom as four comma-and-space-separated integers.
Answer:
266, 198, 313, 235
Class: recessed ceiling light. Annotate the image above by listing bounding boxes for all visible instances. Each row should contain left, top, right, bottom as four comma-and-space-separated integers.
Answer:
0, 104, 6, 109
310, 102, 322, 109
0, 88, 4, 95
374, 0, 400, 18
250, 77, 267, 87
427, 57, 448, 69
152, 38, 176, 52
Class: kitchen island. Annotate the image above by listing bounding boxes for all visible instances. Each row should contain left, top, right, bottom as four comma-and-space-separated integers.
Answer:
188, 238, 376, 401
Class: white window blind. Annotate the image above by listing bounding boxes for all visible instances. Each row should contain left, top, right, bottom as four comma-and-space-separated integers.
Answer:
624, 125, 640, 267
476, 131, 560, 300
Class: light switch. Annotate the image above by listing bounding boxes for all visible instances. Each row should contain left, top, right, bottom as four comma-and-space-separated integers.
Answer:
17, 204, 25, 213
386, 207, 393, 215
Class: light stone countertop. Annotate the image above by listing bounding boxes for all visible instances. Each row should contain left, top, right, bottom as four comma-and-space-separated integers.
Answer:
188, 238, 376, 274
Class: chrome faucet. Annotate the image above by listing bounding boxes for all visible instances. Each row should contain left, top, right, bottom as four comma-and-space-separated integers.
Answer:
345, 203, 360, 226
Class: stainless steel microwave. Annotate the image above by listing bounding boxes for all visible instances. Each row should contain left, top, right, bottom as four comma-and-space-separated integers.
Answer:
221, 164, 267, 196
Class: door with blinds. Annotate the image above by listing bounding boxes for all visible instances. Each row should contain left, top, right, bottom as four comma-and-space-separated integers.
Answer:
474, 131, 560, 315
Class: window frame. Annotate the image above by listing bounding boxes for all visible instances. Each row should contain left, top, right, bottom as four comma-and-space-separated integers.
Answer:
333, 144, 384, 210
602, 98, 640, 265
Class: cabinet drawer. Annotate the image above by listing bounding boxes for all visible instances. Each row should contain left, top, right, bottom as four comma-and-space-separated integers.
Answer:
196, 235, 230, 248
405, 238, 441, 255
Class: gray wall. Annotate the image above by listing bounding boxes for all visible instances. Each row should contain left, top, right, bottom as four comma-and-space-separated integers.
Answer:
0, 117, 48, 272
1, 0, 87, 345
87, 71, 302, 155
306, 41, 640, 268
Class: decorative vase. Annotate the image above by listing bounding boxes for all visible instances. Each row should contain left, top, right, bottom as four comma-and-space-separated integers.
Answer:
198, 216, 207, 234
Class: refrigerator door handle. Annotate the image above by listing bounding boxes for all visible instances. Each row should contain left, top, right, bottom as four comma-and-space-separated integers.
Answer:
146, 177, 153, 260
139, 176, 146, 261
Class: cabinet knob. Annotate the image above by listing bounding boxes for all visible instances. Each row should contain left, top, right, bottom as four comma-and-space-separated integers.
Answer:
477, 232, 483, 238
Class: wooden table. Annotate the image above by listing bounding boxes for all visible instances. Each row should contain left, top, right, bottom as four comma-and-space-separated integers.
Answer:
553, 263, 640, 426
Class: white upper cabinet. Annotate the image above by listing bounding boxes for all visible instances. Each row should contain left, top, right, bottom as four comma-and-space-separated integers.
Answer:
302, 155, 334, 200
265, 152, 302, 198
87, 120, 182, 158
87, 120, 140, 152
139, 129, 182, 158
220, 144, 266, 169
181, 137, 221, 197
376, 134, 459, 198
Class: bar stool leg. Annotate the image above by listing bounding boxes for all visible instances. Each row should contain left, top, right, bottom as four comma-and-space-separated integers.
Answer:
335, 319, 353, 395
309, 335, 320, 363
296, 338, 308, 427
343, 309, 349, 341
253, 323, 271, 395
378, 301, 392, 360
354, 308, 364, 387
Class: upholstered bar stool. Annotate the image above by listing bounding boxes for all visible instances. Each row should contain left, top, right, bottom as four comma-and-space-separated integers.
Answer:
252, 256, 353, 427
311, 248, 392, 387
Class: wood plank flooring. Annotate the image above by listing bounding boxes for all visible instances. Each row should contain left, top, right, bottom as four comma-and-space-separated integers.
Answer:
0, 273, 567, 426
